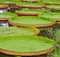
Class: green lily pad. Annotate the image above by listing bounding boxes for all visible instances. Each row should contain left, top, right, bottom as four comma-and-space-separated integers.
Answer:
21, 0, 38, 2
0, 12, 17, 19
41, 15, 60, 19
18, 2, 43, 6
46, 5, 60, 9
0, 0, 20, 4
0, 4, 7, 7
0, 0, 7, 3
0, 35, 55, 53
0, 26, 39, 36
9, 16, 55, 27
15, 10, 44, 14
40, 12, 60, 21
38, 0, 60, 2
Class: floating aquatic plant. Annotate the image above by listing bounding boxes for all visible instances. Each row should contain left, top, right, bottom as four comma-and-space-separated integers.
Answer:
0, 35, 55, 52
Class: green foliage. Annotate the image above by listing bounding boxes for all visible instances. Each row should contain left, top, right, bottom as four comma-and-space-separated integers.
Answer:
48, 28, 60, 57
55, 29, 60, 43
48, 42, 60, 57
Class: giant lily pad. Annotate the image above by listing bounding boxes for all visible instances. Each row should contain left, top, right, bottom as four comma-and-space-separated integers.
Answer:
9, 16, 55, 27
15, 10, 39, 14
0, 12, 17, 20
0, 3, 8, 10
0, 35, 55, 56
40, 12, 60, 22
0, 3, 8, 13
17, 2, 44, 9
42, 0, 60, 5
0, 3, 7, 7
45, 4, 60, 10
0, 0, 20, 4
0, 26, 39, 36
15, 10, 40, 16
15, 9, 44, 14
21, 0, 38, 2
18, 2, 42, 6
38, 0, 60, 2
